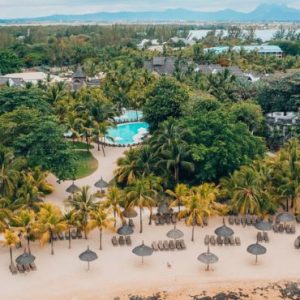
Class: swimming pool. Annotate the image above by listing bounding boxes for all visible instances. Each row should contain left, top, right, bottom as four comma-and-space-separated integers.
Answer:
106, 122, 149, 145
114, 110, 143, 122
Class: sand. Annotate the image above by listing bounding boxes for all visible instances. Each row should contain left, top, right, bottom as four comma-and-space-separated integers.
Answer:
1, 145, 300, 300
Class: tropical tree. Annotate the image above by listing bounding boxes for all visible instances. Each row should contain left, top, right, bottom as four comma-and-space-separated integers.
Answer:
2, 229, 20, 268
88, 207, 114, 250
34, 203, 66, 255
179, 183, 221, 241
65, 186, 98, 239
166, 183, 189, 213
63, 211, 78, 249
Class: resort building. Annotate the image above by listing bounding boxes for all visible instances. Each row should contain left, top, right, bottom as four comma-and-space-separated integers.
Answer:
205, 45, 283, 57
0, 76, 25, 87
144, 57, 178, 75
72, 65, 101, 91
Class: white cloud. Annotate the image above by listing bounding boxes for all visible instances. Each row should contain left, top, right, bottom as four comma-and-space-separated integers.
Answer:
0, 0, 299, 18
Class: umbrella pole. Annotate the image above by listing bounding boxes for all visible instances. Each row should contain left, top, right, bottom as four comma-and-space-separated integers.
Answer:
206, 264, 210, 271
255, 255, 258, 264
88, 261, 90, 271
142, 256, 144, 264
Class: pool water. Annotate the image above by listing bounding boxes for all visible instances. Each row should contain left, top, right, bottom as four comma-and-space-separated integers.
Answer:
106, 122, 149, 145
114, 110, 143, 122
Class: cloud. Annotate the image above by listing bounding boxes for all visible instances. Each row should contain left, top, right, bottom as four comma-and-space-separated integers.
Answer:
0, 0, 299, 18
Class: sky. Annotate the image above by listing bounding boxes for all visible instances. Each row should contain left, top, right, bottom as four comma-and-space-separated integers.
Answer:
0, 0, 299, 19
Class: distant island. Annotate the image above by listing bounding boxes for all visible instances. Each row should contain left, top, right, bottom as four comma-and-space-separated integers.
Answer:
1, 4, 300, 24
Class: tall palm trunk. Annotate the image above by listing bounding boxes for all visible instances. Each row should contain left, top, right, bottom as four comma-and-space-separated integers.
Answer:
50, 229, 54, 255
174, 166, 179, 184
27, 236, 31, 254
97, 136, 100, 151
85, 132, 89, 152
148, 209, 152, 225
9, 246, 13, 265
99, 228, 102, 250
68, 228, 71, 249
191, 217, 195, 242
139, 207, 143, 233
114, 210, 117, 228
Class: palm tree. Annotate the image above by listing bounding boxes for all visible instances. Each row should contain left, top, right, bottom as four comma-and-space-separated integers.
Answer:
166, 183, 189, 213
34, 203, 66, 255
65, 186, 98, 239
11, 209, 36, 254
2, 229, 20, 268
63, 211, 78, 249
179, 183, 221, 241
104, 185, 125, 228
88, 207, 114, 250
0, 197, 12, 232
125, 178, 157, 233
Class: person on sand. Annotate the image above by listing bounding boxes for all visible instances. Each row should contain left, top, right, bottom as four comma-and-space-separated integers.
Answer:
167, 262, 172, 268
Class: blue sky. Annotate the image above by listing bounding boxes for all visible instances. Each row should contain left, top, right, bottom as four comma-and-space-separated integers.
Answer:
0, 0, 299, 18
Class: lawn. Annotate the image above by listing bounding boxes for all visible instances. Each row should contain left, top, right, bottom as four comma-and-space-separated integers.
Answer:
68, 141, 94, 150
72, 151, 98, 179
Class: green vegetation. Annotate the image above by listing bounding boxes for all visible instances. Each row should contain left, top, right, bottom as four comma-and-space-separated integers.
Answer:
72, 151, 98, 180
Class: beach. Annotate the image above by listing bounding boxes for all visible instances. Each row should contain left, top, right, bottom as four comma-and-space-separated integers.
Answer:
1, 146, 300, 300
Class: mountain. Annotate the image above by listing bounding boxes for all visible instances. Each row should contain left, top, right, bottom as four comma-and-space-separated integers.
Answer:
1, 4, 300, 23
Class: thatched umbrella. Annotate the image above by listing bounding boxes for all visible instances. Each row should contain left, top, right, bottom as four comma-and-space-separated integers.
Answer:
197, 246, 218, 271
123, 207, 138, 218
94, 177, 108, 192
276, 212, 295, 223
117, 224, 134, 236
66, 182, 80, 194
215, 218, 234, 237
255, 220, 273, 231
132, 241, 153, 264
247, 242, 267, 264
16, 251, 35, 265
167, 225, 184, 240
79, 246, 98, 270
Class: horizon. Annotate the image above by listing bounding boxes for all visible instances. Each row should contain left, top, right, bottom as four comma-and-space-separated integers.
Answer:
0, 0, 300, 19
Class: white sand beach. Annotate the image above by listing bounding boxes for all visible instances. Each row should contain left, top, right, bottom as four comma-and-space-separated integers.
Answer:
1, 146, 300, 300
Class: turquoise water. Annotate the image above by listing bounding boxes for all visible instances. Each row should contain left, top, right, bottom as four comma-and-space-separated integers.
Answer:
114, 110, 143, 122
106, 122, 149, 145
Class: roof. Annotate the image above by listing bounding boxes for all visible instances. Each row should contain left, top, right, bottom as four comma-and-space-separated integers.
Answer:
205, 45, 283, 54
4, 72, 47, 82
144, 57, 178, 75
72, 65, 86, 79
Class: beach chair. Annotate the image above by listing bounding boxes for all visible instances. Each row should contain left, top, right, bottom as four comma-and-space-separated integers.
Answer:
71, 229, 77, 239
235, 216, 240, 225
118, 236, 125, 246
77, 230, 83, 239
296, 216, 300, 223
58, 232, 64, 240
241, 216, 246, 227
29, 262, 37, 271
155, 216, 160, 226
229, 236, 235, 246
257, 232, 263, 242
228, 216, 234, 225
9, 264, 18, 275
246, 215, 251, 226
210, 235, 216, 246
204, 235, 210, 245
169, 240, 175, 250
286, 225, 291, 234
273, 224, 278, 233
23, 264, 31, 272
52, 233, 58, 241
294, 238, 300, 249
17, 264, 25, 273
163, 240, 169, 250
263, 232, 269, 242
125, 236, 132, 246
175, 240, 181, 250
112, 236, 118, 246
65, 231, 70, 240
216, 236, 223, 246
291, 225, 296, 234
203, 217, 208, 226
251, 215, 257, 225
152, 241, 159, 251
179, 239, 186, 250
171, 214, 177, 224
129, 219, 135, 227
224, 236, 230, 245
268, 215, 274, 223
278, 224, 284, 233
235, 237, 241, 246
159, 216, 165, 225
158, 241, 164, 251
166, 215, 171, 224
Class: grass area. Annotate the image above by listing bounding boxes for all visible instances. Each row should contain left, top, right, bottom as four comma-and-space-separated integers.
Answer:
72, 151, 98, 179
68, 141, 94, 150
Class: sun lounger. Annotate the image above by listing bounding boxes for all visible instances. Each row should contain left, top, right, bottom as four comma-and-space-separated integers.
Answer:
203, 217, 208, 226
229, 236, 235, 245
217, 236, 223, 246
159, 217, 165, 225
294, 238, 300, 249
204, 235, 210, 245
129, 219, 135, 227
278, 224, 284, 233
118, 236, 125, 246
169, 240, 175, 250
171, 214, 177, 224
52, 234, 58, 241
228, 216, 234, 225
268, 215, 274, 223
158, 241, 164, 250
291, 225, 296, 234
166, 215, 171, 224
65, 231, 70, 240
224, 236, 230, 245
175, 240, 181, 250
251, 215, 257, 225
152, 241, 159, 251
125, 236, 132, 246
241, 216, 246, 227
235, 237, 241, 246
257, 232, 263, 242
273, 224, 278, 233
58, 232, 64, 240
155, 217, 160, 226
235, 216, 240, 225
9, 264, 17, 275
296, 216, 300, 223
17, 264, 25, 273
112, 236, 118, 246
163, 240, 169, 250
77, 230, 83, 239
71, 229, 77, 239
286, 225, 291, 234
263, 232, 269, 242
179, 239, 186, 250
29, 262, 37, 271
24, 264, 31, 272
210, 235, 216, 246
246, 215, 251, 226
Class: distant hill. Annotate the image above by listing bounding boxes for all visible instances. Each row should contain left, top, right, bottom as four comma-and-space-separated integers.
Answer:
1, 4, 300, 23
